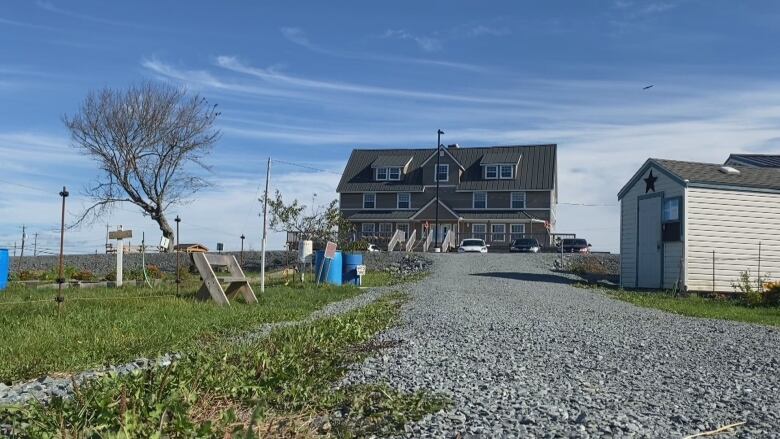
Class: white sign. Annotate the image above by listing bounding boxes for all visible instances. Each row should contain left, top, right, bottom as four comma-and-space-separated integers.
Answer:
160, 236, 170, 249
324, 241, 337, 259
356, 264, 366, 276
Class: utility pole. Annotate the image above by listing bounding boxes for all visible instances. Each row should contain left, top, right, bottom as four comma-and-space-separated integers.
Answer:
240, 234, 245, 265
434, 129, 444, 252
33, 232, 38, 256
175, 215, 181, 295
19, 225, 26, 269
105, 224, 110, 253
261, 157, 271, 293
56, 187, 69, 313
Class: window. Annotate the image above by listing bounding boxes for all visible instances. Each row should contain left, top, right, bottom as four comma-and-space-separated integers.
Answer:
511, 192, 526, 209
485, 165, 498, 179
492, 224, 506, 242
435, 164, 449, 182
500, 165, 513, 179
662, 197, 682, 242
376, 168, 388, 180
388, 167, 401, 180
663, 198, 680, 221
363, 193, 376, 209
361, 223, 375, 238
378, 223, 393, 238
397, 192, 411, 209
472, 223, 486, 240
473, 191, 487, 209
510, 224, 525, 240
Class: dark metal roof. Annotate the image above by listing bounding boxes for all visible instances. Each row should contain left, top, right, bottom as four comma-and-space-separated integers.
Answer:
337, 144, 556, 192
726, 154, 780, 168
372, 155, 413, 168
480, 152, 521, 165
343, 210, 416, 220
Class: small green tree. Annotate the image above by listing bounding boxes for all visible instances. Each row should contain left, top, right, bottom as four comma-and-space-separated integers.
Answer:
261, 190, 355, 247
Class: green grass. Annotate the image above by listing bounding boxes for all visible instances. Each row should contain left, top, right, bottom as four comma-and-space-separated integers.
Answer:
0, 294, 448, 437
0, 281, 361, 383
608, 290, 780, 326
360, 270, 428, 288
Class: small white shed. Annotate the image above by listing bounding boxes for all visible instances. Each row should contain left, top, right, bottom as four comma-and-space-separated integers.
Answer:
618, 158, 780, 292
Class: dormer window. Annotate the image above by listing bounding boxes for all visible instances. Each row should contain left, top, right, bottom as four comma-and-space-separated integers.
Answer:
485, 165, 498, 179
435, 164, 449, 182
500, 165, 513, 179
375, 167, 402, 181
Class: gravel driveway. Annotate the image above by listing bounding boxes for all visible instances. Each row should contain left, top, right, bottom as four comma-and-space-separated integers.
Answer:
345, 254, 780, 438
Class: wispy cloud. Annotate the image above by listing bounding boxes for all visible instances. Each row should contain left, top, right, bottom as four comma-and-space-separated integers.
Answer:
380, 22, 512, 52
280, 27, 488, 72
214, 56, 519, 105
35, 0, 149, 30
0, 16, 55, 31
382, 29, 442, 52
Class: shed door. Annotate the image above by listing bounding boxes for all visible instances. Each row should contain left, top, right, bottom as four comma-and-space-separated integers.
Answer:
637, 196, 662, 288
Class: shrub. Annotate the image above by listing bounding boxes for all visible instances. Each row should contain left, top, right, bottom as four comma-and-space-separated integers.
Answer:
733, 270, 779, 306
146, 264, 164, 279
762, 281, 780, 306
343, 240, 370, 251
72, 270, 94, 282
104, 272, 116, 282
16, 270, 42, 281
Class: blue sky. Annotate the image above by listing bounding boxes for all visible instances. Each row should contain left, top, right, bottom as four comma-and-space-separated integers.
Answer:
2, 0, 780, 254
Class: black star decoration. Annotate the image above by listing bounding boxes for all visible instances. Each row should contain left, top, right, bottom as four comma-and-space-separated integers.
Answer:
644, 170, 658, 193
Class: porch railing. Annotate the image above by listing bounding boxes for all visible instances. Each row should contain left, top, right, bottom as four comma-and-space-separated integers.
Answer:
442, 229, 456, 252
405, 229, 417, 252
387, 229, 405, 251
422, 231, 433, 252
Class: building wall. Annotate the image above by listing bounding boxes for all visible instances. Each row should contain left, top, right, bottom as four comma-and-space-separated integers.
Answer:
421, 151, 459, 184
341, 189, 551, 211
686, 187, 780, 291
620, 165, 684, 289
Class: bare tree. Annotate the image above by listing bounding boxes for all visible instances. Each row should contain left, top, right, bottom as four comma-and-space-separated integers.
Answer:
64, 82, 220, 251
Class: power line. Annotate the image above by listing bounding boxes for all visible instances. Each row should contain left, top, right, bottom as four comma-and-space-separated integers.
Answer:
271, 159, 343, 176
0, 178, 52, 194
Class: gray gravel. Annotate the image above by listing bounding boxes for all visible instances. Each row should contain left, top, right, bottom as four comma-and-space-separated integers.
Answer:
345, 253, 780, 438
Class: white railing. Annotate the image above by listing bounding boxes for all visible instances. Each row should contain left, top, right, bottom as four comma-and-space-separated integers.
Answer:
387, 229, 405, 251
405, 229, 417, 252
423, 231, 433, 252
442, 229, 455, 252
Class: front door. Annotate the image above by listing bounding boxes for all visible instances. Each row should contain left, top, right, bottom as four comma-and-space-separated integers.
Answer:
433, 223, 452, 246
637, 195, 662, 288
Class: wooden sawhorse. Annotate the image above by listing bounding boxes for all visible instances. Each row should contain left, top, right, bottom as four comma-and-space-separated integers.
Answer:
192, 253, 258, 305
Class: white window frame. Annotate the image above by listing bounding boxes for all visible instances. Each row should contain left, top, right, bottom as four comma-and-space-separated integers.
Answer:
435, 164, 449, 182
500, 165, 513, 179
388, 167, 401, 181
492, 224, 506, 242
396, 223, 409, 239
473, 191, 487, 209
397, 192, 411, 209
376, 168, 388, 181
511, 191, 526, 209
363, 192, 376, 209
472, 223, 487, 240
510, 224, 525, 240
378, 222, 393, 238
361, 223, 375, 237
663, 198, 680, 222
485, 165, 498, 179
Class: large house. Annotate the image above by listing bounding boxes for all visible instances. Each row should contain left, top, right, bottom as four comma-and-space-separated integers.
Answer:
618, 154, 780, 291
336, 143, 558, 250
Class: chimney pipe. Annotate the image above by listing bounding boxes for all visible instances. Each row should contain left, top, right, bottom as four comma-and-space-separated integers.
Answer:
448, 143, 459, 149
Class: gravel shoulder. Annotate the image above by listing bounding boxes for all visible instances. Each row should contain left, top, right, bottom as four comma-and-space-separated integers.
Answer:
345, 253, 780, 438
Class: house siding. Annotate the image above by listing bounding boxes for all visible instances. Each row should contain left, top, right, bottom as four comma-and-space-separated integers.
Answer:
620, 164, 684, 289
422, 152, 459, 184
686, 187, 780, 291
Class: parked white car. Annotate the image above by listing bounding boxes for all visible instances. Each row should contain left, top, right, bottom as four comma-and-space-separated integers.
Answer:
458, 239, 488, 253
366, 244, 381, 252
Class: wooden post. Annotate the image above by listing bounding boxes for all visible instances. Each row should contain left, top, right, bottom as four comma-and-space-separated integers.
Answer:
56, 187, 69, 313
712, 250, 715, 293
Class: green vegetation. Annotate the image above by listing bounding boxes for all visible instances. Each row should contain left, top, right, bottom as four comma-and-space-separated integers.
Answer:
0, 295, 448, 437
608, 290, 780, 327
360, 270, 428, 288
0, 281, 360, 383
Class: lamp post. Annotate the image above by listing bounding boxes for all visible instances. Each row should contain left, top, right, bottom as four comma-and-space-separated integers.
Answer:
240, 234, 245, 265
174, 215, 181, 295
434, 129, 444, 251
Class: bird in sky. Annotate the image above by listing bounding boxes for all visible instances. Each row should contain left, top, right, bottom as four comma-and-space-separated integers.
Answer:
643, 85, 654, 90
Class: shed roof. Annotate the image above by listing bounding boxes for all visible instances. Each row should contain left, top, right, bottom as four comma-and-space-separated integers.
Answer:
618, 158, 780, 199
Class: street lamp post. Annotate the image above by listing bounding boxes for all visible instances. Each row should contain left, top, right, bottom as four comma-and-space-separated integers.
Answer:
240, 234, 245, 265
434, 129, 444, 251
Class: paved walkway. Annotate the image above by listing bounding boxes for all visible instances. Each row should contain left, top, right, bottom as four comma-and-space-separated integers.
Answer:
346, 254, 780, 438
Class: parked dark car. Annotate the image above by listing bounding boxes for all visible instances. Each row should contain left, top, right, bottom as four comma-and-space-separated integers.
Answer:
559, 238, 591, 253
510, 238, 541, 253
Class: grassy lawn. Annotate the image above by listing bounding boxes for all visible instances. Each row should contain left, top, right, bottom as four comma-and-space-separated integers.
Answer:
1, 294, 448, 437
360, 270, 428, 288
609, 290, 780, 327
0, 280, 361, 383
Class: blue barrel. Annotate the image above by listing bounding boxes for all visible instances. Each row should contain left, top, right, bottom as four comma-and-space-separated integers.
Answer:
314, 250, 343, 285
342, 252, 364, 286
0, 249, 8, 291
